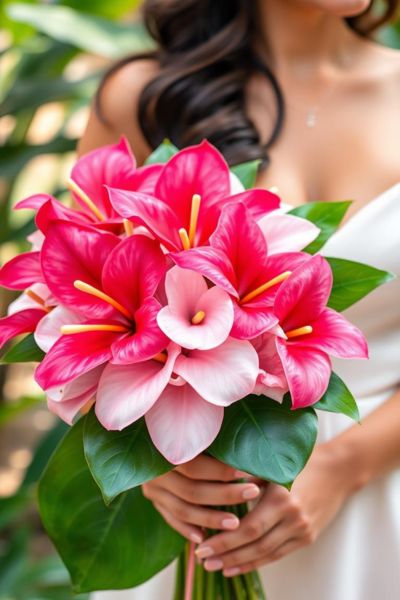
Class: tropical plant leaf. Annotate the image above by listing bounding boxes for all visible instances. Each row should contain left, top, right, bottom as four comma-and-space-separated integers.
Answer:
288, 201, 351, 253
231, 160, 261, 190
1, 334, 45, 363
144, 139, 179, 165
38, 418, 184, 593
22, 420, 69, 487
84, 410, 172, 504
209, 396, 318, 488
7, 4, 153, 58
327, 257, 395, 312
313, 372, 360, 422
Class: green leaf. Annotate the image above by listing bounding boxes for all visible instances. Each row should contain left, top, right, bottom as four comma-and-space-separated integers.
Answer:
1, 334, 45, 363
231, 160, 261, 190
38, 418, 184, 593
0, 491, 30, 531
209, 396, 318, 488
313, 372, 360, 422
144, 139, 179, 165
7, 4, 153, 58
84, 410, 172, 504
288, 201, 351, 253
22, 420, 69, 487
327, 257, 395, 312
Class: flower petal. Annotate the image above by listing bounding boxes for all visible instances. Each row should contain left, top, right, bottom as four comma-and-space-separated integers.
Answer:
0, 251, 43, 290
111, 298, 168, 364
47, 365, 104, 403
276, 338, 331, 408
231, 302, 278, 340
258, 213, 320, 255
227, 189, 280, 221
36, 198, 92, 233
34, 306, 84, 352
47, 395, 93, 426
252, 333, 288, 401
96, 343, 180, 430
174, 337, 259, 406
0, 308, 45, 350
7, 283, 50, 315
15, 193, 53, 211
145, 383, 224, 464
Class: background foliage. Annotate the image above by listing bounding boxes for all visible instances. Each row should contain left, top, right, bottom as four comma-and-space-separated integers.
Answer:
0, 2, 399, 597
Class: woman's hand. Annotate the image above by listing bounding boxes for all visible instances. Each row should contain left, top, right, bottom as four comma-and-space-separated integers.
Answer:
195, 441, 359, 576
142, 455, 261, 544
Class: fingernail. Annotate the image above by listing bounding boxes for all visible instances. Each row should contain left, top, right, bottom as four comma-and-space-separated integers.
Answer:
242, 484, 260, 500
221, 516, 240, 530
195, 546, 214, 559
234, 470, 252, 479
223, 567, 241, 577
189, 532, 203, 544
204, 559, 223, 571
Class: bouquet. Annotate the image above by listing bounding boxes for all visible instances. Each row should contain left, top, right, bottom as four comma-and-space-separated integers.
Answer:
0, 138, 393, 599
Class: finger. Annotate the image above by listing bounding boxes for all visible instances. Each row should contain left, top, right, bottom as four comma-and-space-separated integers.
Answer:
156, 471, 261, 506
147, 486, 242, 531
175, 455, 244, 482
234, 538, 305, 575
195, 496, 283, 559
153, 502, 204, 544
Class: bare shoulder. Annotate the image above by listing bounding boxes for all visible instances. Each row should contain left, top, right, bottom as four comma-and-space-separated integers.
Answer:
78, 58, 160, 164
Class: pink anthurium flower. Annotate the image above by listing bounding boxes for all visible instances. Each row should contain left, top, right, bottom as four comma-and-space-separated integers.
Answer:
252, 332, 288, 402
157, 266, 234, 350
108, 140, 280, 252
172, 202, 309, 339
35, 223, 168, 392
271, 254, 368, 408
0, 251, 44, 290
257, 212, 320, 255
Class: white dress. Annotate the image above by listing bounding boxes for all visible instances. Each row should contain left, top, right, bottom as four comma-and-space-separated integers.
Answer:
92, 184, 400, 600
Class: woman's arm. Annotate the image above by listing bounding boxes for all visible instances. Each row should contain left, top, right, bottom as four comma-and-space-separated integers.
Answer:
144, 387, 400, 575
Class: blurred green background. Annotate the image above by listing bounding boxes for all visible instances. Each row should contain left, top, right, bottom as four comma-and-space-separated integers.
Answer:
0, 2, 399, 598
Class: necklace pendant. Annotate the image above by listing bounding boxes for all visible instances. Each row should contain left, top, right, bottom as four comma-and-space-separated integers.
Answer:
306, 109, 317, 128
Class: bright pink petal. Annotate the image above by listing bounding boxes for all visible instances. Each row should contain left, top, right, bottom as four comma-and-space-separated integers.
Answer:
274, 255, 333, 330
171, 246, 238, 297
252, 333, 288, 401
111, 298, 168, 364
174, 337, 259, 406
130, 163, 163, 194
158, 274, 234, 350
47, 365, 104, 403
276, 338, 331, 408
35, 329, 117, 389
258, 213, 320, 255
41, 221, 119, 318
231, 302, 278, 340
71, 137, 137, 218
0, 308, 45, 350
36, 198, 92, 233
15, 193, 53, 211
155, 140, 231, 236
34, 306, 84, 352
297, 308, 368, 359
102, 234, 166, 316
0, 251, 43, 290
96, 343, 180, 430
145, 383, 224, 464
226, 189, 280, 221
107, 188, 182, 251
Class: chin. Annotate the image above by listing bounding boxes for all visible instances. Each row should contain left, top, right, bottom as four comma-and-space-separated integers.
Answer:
299, 0, 372, 17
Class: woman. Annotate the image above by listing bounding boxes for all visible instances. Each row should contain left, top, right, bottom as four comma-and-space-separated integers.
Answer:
85, 1, 400, 598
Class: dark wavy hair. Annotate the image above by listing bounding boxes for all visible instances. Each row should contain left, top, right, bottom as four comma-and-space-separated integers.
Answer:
97, 0, 399, 167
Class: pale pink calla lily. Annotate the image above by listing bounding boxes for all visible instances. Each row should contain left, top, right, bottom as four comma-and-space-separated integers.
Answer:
157, 266, 234, 350
257, 213, 320, 255
108, 140, 280, 252
271, 255, 368, 408
172, 203, 309, 339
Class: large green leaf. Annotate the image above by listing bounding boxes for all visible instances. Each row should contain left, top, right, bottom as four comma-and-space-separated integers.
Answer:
84, 410, 172, 504
313, 372, 360, 422
7, 4, 153, 58
327, 257, 395, 312
144, 139, 179, 165
231, 160, 261, 190
288, 201, 351, 253
0, 491, 30, 531
1, 333, 45, 363
38, 418, 184, 593
209, 396, 318, 488
22, 420, 69, 487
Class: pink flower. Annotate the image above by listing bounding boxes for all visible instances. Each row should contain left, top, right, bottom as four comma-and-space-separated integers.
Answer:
271, 255, 368, 408
172, 203, 309, 339
252, 332, 288, 402
35, 222, 168, 391
257, 212, 320, 254
108, 140, 280, 252
157, 266, 234, 350
0, 251, 44, 290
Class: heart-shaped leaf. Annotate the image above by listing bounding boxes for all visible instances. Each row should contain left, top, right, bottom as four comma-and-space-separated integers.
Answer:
327, 257, 395, 312
1, 334, 45, 363
231, 160, 261, 190
209, 396, 318, 488
288, 201, 351, 253
83, 410, 172, 504
38, 418, 184, 593
313, 372, 359, 421
144, 139, 179, 165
